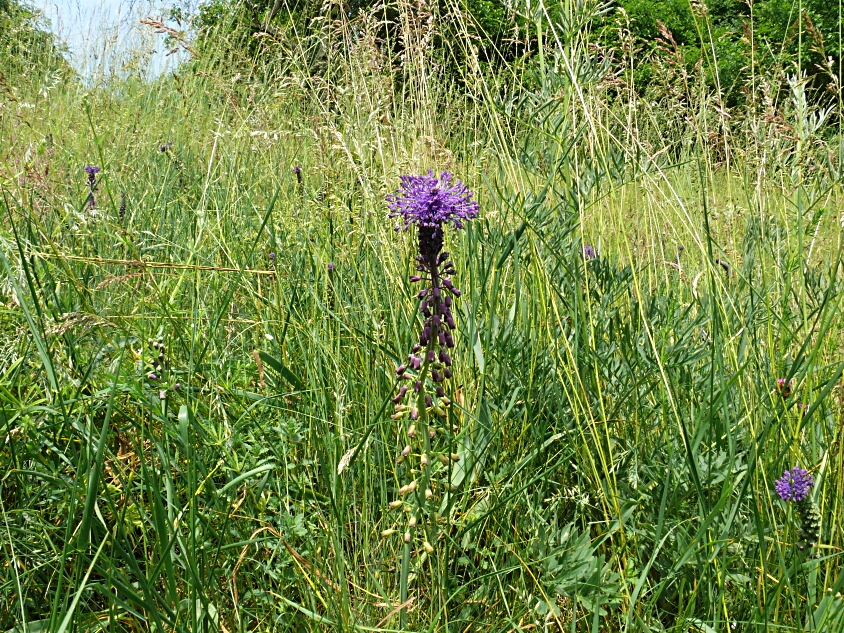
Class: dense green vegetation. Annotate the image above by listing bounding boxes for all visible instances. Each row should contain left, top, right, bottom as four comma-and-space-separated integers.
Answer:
1, 0, 844, 630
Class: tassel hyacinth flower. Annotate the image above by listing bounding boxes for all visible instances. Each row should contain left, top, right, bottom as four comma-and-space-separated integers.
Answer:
85, 166, 100, 209
383, 171, 478, 620
388, 170, 478, 409
775, 466, 821, 553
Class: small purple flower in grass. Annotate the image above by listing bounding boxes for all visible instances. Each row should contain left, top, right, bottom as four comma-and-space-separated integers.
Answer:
84, 166, 100, 209
328, 262, 335, 271
796, 402, 809, 417
293, 165, 303, 185
776, 378, 792, 398
583, 244, 596, 260
775, 466, 814, 502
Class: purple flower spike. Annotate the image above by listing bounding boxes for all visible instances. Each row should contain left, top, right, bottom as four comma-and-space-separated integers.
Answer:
388, 170, 477, 417
84, 166, 100, 177
775, 466, 814, 502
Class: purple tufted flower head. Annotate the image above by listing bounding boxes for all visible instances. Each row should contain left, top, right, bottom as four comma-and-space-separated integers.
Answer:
583, 244, 596, 260
84, 165, 100, 177
775, 466, 814, 502
327, 262, 335, 271
388, 170, 479, 235
776, 378, 793, 399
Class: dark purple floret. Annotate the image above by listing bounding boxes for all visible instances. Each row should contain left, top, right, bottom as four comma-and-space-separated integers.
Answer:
775, 466, 814, 502
583, 244, 596, 260
328, 262, 335, 271
293, 165, 303, 185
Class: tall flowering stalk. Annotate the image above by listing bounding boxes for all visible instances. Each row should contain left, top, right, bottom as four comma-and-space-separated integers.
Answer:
385, 170, 478, 622
775, 466, 821, 553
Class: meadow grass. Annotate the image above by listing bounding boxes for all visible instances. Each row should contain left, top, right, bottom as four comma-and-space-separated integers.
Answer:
2, 1, 844, 630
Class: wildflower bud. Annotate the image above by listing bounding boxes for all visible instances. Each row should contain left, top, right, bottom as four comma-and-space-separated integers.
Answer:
422, 307, 431, 317
438, 332, 447, 345
159, 390, 166, 399
433, 315, 441, 327
439, 350, 451, 365
419, 333, 428, 346
396, 455, 405, 464
433, 287, 441, 298
450, 288, 462, 297
407, 424, 416, 438
433, 406, 446, 417
425, 488, 433, 500
148, 373, 158, 380
411, 356, 421, 370
439, 252, 450, 262
174, 383, 181, 391
404, 531, 411, 542
443, 368, 452, 379
414, 380, 422, 392
443, 277, 453, 288
438, 454, 450, 466
409, 275, 422, 282
423, 541, 434, 553
391, 412, 404, 420
427, 349, 436, 362
417, 289, 428, 299
425, 394, 433, 408
412, 344, 421, 353
398, 484, 410, 495
436, 386, 445, 398
445, 334, 455, 348
440, 397, 450, 406
411, 408, 419, 420
408, 515, 417, 527
408, 480, 418, 492
429, 427, 437, 438
444, 295, 452, 307
446, 315, 456, 329
431, 370, 441, 383
389, 500, 403, 509
450, 453, 460, 462
396, 364, 407, 376
381, 529, 396, 537
420, 453, 429, 466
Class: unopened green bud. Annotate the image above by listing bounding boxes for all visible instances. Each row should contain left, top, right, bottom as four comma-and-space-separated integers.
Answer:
407, 424, 416, 438
389, 500, 403, 509
425, 488, 433, 500
381, 529, 396, 537
450, 453, 460, 462
438, 454, 450, 466
408, 515, 417, 528
420, 453, 429, 467
404, 531, 411, 543
423, 541, 434, 553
